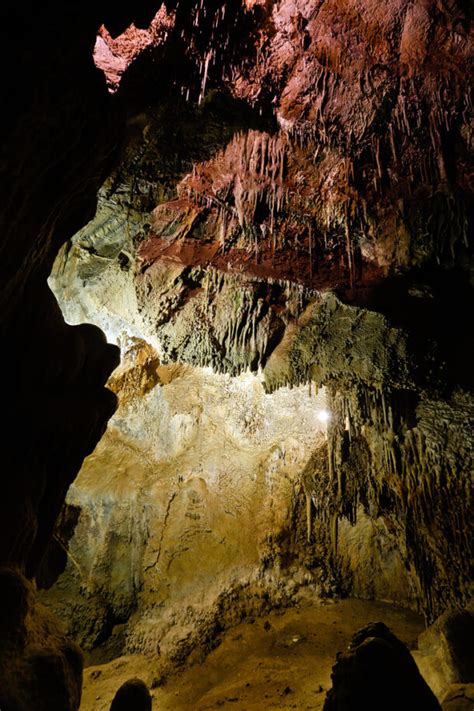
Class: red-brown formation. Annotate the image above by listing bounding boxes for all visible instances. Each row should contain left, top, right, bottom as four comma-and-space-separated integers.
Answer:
96, 0, 472, 302
94, 6, 175, 92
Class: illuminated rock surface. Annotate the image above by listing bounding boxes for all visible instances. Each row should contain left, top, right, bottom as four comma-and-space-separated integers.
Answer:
79, 599, 426, 710
0, 0, 472, 709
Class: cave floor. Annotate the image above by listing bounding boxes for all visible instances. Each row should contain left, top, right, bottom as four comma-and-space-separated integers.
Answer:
81, 598, 425, 710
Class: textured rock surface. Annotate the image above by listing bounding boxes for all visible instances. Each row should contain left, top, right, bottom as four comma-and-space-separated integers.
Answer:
79, 598, 425, 710
97, 0, 472, 291
42, 1, 474, 673
49, 231, 473, 626
415, 607, 474, 699
441, 684, 474, 711
0, 568, 83, 711
41, 350, 332, 664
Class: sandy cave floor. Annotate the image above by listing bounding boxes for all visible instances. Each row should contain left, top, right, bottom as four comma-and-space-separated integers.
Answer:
80, 598, 425, 710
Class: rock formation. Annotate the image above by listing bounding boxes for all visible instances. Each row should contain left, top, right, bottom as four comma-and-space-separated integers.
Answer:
109, 678, 152, 711
323, 621, 441, 710
415, 606, 474, 704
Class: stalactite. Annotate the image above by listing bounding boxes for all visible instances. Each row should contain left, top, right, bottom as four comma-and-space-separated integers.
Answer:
179, 129, 288, 250
306, 492, 312, 544
331, 512, 338, 554
302, 365, 472, 621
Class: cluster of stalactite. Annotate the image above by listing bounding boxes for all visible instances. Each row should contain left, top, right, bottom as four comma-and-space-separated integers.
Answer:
138, 265, 316, 374
100, 0, 471, 293
180, 129, 287, 245
304, 384, 473, 622
258, 293, 473, 620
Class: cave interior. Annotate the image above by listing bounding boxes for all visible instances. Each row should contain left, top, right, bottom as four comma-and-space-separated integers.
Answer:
0, 1, 473, 710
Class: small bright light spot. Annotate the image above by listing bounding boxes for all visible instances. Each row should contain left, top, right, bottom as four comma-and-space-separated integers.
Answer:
317, 409, 331, 423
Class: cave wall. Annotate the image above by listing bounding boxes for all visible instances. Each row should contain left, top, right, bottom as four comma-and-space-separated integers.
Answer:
47, 0, 473, 628
0, 2, 158, 709
50, 230, 472, 647
41, 351, 331, 666
287, 295, 474, 619
0, 0, 472, 706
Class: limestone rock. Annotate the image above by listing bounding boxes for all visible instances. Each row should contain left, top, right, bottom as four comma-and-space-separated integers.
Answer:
1, 0, 473, 708
441, 684, 474, 711
110, 678, 152, 711
416, 608, 474, 699
40, 362, 331, 662
324, 622, 441, 711
0, 568, 83, 711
